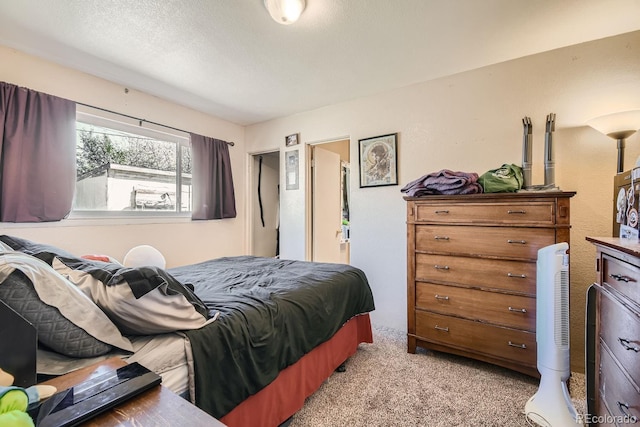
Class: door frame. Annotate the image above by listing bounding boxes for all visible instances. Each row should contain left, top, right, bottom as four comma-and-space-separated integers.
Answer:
247, 149, 280, 256
305, 136, 351, 261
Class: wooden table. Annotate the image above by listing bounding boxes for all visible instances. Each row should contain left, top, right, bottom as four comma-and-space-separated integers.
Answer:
40, 357, 226, 426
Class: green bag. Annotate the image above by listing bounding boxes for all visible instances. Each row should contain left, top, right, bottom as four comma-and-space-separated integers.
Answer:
478, 164, 524, 193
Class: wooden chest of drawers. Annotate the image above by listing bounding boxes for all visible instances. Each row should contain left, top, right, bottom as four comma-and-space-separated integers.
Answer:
406, 192, 574, 377
586, 237, 640, 426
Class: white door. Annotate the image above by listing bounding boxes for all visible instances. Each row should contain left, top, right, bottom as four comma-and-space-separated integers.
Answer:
312, 146, 342, 263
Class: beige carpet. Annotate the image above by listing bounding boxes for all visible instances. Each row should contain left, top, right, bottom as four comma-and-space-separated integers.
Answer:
290, 324, 586, 427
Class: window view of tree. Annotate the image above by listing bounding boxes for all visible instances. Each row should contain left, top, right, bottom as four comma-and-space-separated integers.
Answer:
76, 128, 189, 176
74, 123, 192, 213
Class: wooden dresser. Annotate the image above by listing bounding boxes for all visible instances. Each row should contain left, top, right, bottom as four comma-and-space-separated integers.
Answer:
586, 237, 640, 426
405, 192, 574, 377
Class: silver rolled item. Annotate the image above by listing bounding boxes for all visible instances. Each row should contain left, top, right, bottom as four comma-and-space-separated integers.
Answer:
544, 113, 556, 186
522, 117, 533, 188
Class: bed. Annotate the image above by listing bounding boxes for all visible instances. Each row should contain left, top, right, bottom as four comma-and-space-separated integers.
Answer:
0, 235, 375, 426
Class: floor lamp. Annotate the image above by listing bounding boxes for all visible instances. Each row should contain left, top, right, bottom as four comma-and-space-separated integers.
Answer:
587, 110, 640, 173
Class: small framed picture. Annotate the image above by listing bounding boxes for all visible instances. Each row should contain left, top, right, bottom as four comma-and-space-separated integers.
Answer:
285, 133, 299, 147
359, 133, 398, 188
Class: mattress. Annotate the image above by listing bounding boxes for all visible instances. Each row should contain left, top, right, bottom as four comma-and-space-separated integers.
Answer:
169, 255, 376, 418
37, 331, 190, 396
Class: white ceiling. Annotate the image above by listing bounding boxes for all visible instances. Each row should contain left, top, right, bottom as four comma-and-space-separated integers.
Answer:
1, 0, 639, 126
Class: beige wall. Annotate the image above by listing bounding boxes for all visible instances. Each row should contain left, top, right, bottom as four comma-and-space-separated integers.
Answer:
320, 139, 350, 162
0, 45, 247, 267
247, 31, 640, 372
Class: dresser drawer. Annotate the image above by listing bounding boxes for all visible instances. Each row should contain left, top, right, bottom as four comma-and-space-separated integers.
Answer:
599, 345, 640, 424
599, 292, 640, 388
415, 253, 536, 295
416, 283, 536, 331
414, 202, 555, 225
602, 254, 640, 306
415, 225, 556, 260
595, 398, 618, 427
415, 311, 536, 366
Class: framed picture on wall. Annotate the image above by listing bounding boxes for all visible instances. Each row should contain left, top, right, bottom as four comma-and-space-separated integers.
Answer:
285, 149, 299, 190
285, 133, 299, 147
358, 133, 398, 188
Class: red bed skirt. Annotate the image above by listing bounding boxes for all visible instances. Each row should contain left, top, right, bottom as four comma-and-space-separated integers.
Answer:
220, 313, 373, 427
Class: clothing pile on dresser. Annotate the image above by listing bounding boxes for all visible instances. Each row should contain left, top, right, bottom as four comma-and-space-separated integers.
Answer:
401, 169, 483, 196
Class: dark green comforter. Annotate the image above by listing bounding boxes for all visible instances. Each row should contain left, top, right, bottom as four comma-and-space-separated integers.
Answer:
168, 256, 375, 419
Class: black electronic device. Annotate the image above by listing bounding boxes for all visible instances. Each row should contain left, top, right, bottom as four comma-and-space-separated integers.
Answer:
29, 362, 161, 427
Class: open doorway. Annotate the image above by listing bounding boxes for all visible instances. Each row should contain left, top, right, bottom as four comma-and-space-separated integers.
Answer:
309, 139, 350, 264
249, 151, 280, 257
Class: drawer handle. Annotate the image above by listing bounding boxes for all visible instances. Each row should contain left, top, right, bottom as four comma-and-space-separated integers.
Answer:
434, 265, 450, 270
507, 341, 527, 349
507, 210, 526, 214
434, 325, 449, 332
609, 273, 631, 283
434, 210, 450, 214
434, 236, 450, 241
434, 294, 450, 301
507, 272, 527, 279
508, 307, 527, 313
507, 239, 527, 244
618, 337, 640, 353
616, 401, 638, 423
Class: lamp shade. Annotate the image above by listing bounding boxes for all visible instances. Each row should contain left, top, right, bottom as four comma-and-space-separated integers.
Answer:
264, 0, 306, 25
586, 110, 640, 139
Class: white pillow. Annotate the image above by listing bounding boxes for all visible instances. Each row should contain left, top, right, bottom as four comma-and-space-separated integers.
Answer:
53, 257, 215, 335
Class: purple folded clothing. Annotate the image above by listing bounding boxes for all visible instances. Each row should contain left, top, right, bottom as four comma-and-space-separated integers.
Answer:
401, 169, 483, 196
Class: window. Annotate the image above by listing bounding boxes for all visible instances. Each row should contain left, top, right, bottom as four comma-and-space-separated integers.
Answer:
73, 113, 192, 216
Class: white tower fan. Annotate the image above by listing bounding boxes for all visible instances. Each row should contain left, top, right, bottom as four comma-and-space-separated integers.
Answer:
524, 242, 581, 426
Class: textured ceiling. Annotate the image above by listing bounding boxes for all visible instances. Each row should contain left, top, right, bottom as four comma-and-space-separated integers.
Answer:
1, 0, 639, 125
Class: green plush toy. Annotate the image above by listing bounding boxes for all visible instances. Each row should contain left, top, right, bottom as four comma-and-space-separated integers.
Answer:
0, 369, 57, 427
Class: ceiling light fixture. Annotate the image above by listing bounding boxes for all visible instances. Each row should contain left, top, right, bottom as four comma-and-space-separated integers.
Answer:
264, 0, 306, 25
587, 109, 640, 173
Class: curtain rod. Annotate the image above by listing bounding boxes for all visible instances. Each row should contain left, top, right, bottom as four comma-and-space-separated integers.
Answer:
76, 102, 235, 146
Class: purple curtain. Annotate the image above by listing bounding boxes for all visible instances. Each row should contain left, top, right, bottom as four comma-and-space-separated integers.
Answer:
190, 133, 236, 220
0, 82, 76, 222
